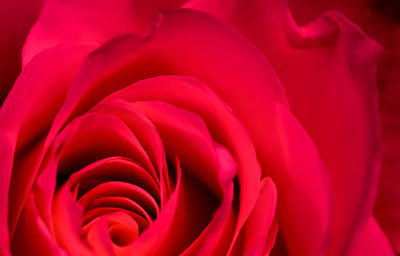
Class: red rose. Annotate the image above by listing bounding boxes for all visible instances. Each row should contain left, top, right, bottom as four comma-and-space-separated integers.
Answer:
0, 0, 398, 256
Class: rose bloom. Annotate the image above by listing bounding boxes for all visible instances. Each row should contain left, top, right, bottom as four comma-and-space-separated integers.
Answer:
0, 0, 399, 255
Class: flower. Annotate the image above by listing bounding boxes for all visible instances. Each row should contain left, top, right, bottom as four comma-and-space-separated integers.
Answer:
0, 0, 398, 255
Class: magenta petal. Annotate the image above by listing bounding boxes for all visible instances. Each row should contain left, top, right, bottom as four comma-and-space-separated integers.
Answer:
104, 76, 263, 246
91, 100, 166, 182
350, 217, 395, 256
11, 194, 63, 255
288, 4, 400, 253
22, 0, 186, 64
104, 75, 331, 255
0, 43, 96, 254
54, 113, 156, 178
0, 134, 14, 256
47, 8, 287, 138
85, 215, 115, 256
0, 0, 43, 104
373, 21, 400, 255
189, 0, 382, 255
52, 183, 93, 256
134, 100, 235, 198
240, 177, 278, 255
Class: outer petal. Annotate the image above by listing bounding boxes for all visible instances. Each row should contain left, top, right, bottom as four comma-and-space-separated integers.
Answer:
22, 0, 187, 65
289, 1, 400, 252
187, 0, 382, 255
0, 42, 97, 254
375, 35, 400, 253
0, 0, 43, 105
350, 217, 395, 256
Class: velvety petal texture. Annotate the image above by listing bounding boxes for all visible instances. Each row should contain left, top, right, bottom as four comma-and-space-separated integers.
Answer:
289, 0, 400, 253
350, 217, 395, 256
1, 8, 286, 256
1, 0, 394, 255
187, 0, 383, 255
0, 42, 97, 256
0, 0, 43, 105
22, 0, 187, 65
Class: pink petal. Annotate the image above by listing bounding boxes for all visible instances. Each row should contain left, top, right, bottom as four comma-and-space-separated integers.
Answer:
0, 43, 96, 254
91, 100, 166, 182
134, 100, 235, 197
0, 0, 43, 104
22, 0, 187, 64
89, 100, 172, 204
350, 217, 395, 256
105, 75, 263, 249
133, 152, 235, 255
375, 57, 400, 253
11, 194, 63, 255
105, 75, 330, 255
87, 196, 153, 224
52, 183, 93, 256
47, 9, 287, 138
240, 177, 278, 255
43, 9, 287, 249
84, 214, 115, 256
132, 100, 239, 254
188, 0, 382, 255
78, 181, 159, 220
282, 0, 400, 253
53, 113, 156, 179
69, 157, 160, 205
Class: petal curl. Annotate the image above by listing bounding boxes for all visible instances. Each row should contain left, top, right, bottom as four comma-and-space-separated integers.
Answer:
289, 0, 400, 253
104, 75, 331, 256
187, 0, 382, 255
22, 0, 187, 64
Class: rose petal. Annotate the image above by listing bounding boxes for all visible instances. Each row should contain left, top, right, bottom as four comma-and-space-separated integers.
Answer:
133, 144, 236, 256
241, 177, 278, 255
228, 177, 278, 255
48, 9, 287, 137
0, 0, 43, 104
69, 157, 160, 205
132, 100, 239, 254
289, 1, 400, 252
90, 99, 175, 205
82, 208, 149, 233
105, 75, 331, 256
188, 0, 382, 255
10, 194, 63, 255
84, 214, 115, 256
350, 217, 395, 256
78, 181, 159, 220
45, 9, 286, 247
91, 100, 166, 183
0, 42, 97, 252
87, 196, 153, 224
52, 183, 93, 256
134, 100, 235, 198
54, 113, 156, 179
373, 22, 400, 255
22, 0, 187, 65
